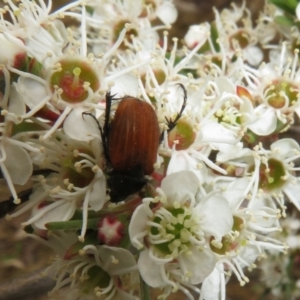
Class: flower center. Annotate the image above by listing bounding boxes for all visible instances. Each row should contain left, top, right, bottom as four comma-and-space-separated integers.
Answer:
210, 216, 244, 255
114, 21, 138, 50
249, 158, 286, 191
50, 58, 99, 103
168, 119, 195, 150
149, 206, 201, 257
62, 149, 95, 188
229, 30, 251, 50
264, 80, 298, 109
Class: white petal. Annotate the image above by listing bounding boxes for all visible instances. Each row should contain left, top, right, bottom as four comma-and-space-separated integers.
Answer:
239, 245, 259, 267
284, 180, 300, 210
248, 107, 277, 136
33, 200, 76, 229
222, 178, 250, 209
129, 204, 148, 249
98, 246, 137, 275
107, 74, 139, 98
63, 107, 100, 141
179, 246, 216, 284
200, 267, 222, 300
17, 77, 48, 109
167, 151, 208, 183
215, 77, 235, 94
156, 2, 178, 24
196, 195, 233, 239
138, 249, 163, 287
201, 121, 240, 152
296, 4, 300, 20
161, 170, 199, 202
88, 174, 107, 211
270, 138, 300, 157
7, 83, 26, 118
3, 141, 32, 185
244, 46, 263, 66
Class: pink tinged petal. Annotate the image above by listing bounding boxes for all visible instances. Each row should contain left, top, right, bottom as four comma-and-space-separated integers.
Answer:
248, 107, 277, 136
138, 249, 163, 288
129, 204, 149, 249
0, 34, 24, 65
98, 246, 137, 275
161, 170, 199, 201
283, 181, 300, 210
195, 195, 233, 238
156, 2, 178, 24
178, 246, 216, 285
63, 107, 100, 141
88, 174, 107, 211
184, 25, 209, 49
33, 200, 76, 230
270, 138, 300, 157
17, 77, 48, 108
200, 268, 222, 300
4, 142, 32, 185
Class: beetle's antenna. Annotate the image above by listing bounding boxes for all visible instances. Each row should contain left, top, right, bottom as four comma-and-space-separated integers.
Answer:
165, 83, 187, 133
160, 84, 187, 142
82, 112, 103, 136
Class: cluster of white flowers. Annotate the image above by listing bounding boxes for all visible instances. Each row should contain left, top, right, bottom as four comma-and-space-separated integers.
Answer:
2, 0, 300, 299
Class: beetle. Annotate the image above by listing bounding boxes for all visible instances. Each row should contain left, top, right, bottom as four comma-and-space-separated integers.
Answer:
83, 84, 187, 203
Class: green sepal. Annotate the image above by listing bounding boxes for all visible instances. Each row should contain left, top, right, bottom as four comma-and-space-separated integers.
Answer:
242, 128, 259, 144
23, 225, 34, 234
28, 57, 44, 77
11, 121, 46, 137
45, 218, 99, 231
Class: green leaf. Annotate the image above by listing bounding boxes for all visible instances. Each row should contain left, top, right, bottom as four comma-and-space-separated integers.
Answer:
46, 218, 99, 231
268, 0, 298, 15
275, 15, 296, 26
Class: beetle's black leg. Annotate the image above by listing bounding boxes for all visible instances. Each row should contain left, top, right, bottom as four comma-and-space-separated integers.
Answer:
159, 84, 187, 142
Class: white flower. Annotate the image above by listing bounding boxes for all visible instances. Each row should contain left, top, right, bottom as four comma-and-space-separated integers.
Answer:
8, 136, 106, 241
129, 170, 233, 298
32, 231, 139, 300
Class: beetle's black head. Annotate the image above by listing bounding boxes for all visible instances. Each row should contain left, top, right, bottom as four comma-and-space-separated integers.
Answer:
107, 165, 148, 203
